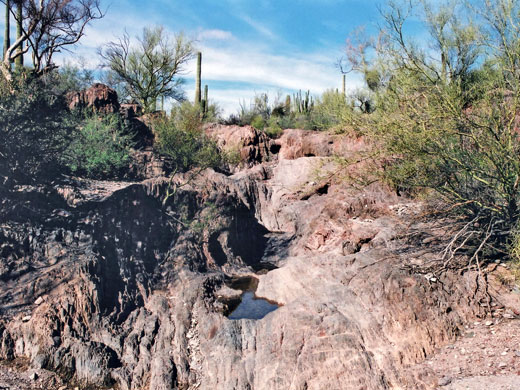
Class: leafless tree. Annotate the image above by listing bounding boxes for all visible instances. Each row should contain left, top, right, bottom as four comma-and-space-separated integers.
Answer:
1, 0, 103, 81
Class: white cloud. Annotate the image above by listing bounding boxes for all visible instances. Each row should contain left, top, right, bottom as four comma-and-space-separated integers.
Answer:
198, 29, 235, 41
239, 14, 278, 40
186, 42, 351, 93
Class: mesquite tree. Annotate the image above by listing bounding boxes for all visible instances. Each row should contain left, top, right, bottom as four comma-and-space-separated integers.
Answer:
99, 26, 194, 113
0, 0, 103, 81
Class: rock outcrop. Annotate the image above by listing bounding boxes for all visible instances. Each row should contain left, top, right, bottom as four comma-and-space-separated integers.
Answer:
0, 128, 518, 390
67, 83, 120, 114
205, 124, 273, 167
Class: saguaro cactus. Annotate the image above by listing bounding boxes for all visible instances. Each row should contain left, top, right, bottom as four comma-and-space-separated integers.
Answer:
342, 74, 346, 97
3, 0, 10, 62
285, 94, 291, 114
203, 84, 208, 114
15, 0, 22, 70
195, 51, 202, 104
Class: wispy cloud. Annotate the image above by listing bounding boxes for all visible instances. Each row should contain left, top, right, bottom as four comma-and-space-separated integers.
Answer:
239, 14, 278, 40
197, 29, 235, 41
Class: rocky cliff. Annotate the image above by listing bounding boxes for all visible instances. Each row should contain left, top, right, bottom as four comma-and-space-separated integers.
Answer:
0, 128, 518, 390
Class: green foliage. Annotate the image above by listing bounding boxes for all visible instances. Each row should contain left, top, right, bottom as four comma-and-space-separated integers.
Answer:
64, 115, 134, 179
154, 103, 223, 173
264, 117, 283, 138
100, 26, 194, 113
345, 0, 520, 260
227, 90, 354, 132
251, 115, 265, 131
55, 61, 94, 93
311, 89, 352, 131
0, 77, 75, 184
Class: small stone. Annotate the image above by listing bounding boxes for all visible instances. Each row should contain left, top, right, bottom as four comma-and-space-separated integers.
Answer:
498, 362, 507, 368
474, 321, 481, 326
515, 351, 520, 357
58, 386, 67, 390
503, 311, 515, 319
485, 320, 493, 326
29, 372, 38, 380
501, 351, 508, 356
22, 315, 31, 322
34, 296, 44, 305
438, 377, 452, 386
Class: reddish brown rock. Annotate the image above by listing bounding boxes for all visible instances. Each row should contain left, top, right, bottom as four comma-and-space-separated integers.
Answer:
275, 128, 367, 160
120, 103, 143, 119
67, 83, 120, 114
205, 124, 273, 167
1, 128, 519, 390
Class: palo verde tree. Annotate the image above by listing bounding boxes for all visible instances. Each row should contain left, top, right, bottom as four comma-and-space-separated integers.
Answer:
0, 0, 103, 81
99, 26, 195, 113
346, 0, 520, 264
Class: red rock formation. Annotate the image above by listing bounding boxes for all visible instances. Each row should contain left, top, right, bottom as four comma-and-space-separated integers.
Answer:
67, 83, 120, 114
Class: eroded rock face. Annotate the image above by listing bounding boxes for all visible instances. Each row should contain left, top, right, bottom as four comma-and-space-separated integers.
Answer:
67, 83, 120, 114
0, 128, 518, 390
205, 124, 273, 167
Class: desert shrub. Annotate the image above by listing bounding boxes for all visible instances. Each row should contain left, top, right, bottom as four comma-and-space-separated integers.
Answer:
153, 114, 222, 173
310, 89, 352, 131
54, 61, 94, 93
263, 117, 283, 138
344, 0, 520, 262
64, 115, 134, 179
250, 115, 265, 131
229, 90, 355, 132
170, 101, 221, 131
0, 77, 76, 185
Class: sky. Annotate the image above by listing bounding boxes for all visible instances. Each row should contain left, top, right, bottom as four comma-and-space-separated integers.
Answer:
54, 0, 385, 115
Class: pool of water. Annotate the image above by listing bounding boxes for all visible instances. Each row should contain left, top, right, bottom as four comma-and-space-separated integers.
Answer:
228, 291, 279, 320
224, 275, 280, 320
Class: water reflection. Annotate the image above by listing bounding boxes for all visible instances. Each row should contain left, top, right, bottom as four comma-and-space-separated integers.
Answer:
228, 291, 279, 320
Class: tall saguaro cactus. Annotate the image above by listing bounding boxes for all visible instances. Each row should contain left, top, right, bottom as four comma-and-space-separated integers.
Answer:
195, 51, 202, 104
14, 0, 23, 70
202, 84, 208, 114
342, 74, 346, 97
3, 0, 10, 62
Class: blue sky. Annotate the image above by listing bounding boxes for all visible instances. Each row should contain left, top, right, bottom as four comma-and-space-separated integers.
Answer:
63, 0, 385, 115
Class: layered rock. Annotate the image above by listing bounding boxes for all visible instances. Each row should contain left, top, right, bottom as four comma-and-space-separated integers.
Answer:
0, 128, 518, 390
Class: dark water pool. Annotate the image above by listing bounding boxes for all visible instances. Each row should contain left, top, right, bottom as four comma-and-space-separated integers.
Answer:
228, 291, 279, 320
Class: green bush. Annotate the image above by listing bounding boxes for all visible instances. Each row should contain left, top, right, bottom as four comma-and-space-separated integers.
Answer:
345, 0, 520, 262
153, 114, 222, 173
0, 77, 75, 185
310, 89, 352, 131
263, 117, 283, 138
250, 115, 265, 130
64, 115, 134, 179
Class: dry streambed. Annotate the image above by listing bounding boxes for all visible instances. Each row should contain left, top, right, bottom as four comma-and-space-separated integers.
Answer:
1, 127, 519, 389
